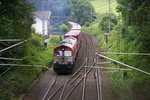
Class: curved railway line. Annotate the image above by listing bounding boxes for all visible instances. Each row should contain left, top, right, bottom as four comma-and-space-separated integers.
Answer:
44, 33, 98, 100
22, 31, 143, 100
1, 19, 149, 100
22, 32, 106, 100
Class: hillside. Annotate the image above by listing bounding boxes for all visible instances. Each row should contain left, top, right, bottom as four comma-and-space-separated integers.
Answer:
90, 0, 118, 14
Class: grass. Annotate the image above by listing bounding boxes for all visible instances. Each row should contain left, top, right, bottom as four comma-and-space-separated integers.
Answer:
91, 0, 118, 14
83, 1, 150, 99
84, 1, 150, 100
83, 19, 150, 100
91, 0, 116, 8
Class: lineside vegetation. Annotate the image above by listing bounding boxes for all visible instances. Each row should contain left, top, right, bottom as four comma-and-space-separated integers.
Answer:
83, 0, 150, 100
0, 0, 60, 99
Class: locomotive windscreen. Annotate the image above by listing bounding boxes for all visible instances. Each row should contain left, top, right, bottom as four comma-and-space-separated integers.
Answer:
64, 50, 72, 56
55, 50, 62, 56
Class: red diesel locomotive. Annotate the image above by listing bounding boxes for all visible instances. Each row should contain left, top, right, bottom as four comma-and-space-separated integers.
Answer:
53, 22, 81, 74
64, 22, 81, 39
53, 37, 78, 73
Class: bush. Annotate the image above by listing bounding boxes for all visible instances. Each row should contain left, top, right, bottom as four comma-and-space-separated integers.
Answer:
0, 34, 59, 99
59, 24, 69, 33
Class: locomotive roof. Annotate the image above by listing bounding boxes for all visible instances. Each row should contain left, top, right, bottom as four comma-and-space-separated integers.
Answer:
65, 32, 80, 36
64, 21, 81, 37
68, 21, 81, 30
54, 37, 77, 50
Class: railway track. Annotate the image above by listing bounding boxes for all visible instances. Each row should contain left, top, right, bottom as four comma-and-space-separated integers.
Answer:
81, 33, 102, 100
41, 33, 99, 100
22, 32, 104, 100
81, 33, 95, 100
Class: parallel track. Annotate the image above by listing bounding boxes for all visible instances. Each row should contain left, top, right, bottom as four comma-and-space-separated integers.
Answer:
25, 33, 102, 100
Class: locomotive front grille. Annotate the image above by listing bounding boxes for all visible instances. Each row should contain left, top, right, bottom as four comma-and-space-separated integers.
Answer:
54, 57, 74, 65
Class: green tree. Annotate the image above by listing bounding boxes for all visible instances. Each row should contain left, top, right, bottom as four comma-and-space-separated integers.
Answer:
27, 0, 96, 26
99, 14, 117, 32
0, 0, 33, 73
68, 0, 96, 25
59, 24, 69, 33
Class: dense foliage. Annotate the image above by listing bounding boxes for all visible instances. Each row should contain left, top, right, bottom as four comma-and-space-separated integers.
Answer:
68, 0, 96, 25
116, 1, 150, 99
59, 24, 69, 33
116, 0, 150, 50
99, 14, 118, 32
116, 0, 150, 68
0, 0, 58, 99
0, 0, 33, 39
83, 0, 150, 99
0, 33, 59, 100
27, 0, 96, 26
0, 0, 33, 64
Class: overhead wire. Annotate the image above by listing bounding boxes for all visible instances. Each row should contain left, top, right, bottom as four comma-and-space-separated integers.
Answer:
0, 40, 27, 53
95, 53, 150, 75
0, 39, 22, 42
100, 52, 150, 56
0, 57, 22, 61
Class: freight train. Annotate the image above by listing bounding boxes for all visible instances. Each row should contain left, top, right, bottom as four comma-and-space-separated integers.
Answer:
53, 22, 81, 74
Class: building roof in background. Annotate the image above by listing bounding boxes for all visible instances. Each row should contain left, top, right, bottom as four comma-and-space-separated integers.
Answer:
33, 11, 51, 20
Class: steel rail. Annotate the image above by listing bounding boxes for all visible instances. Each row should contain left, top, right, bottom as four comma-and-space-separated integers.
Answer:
97, 62, 112, 64
95, 56, 102, 100
64, 75, 85, 100
98, 64, 103, 100
70, 74, 81, 85
85, 66, 132, 71
63, 59, 96, 100
0, 40, 27, 53
81, 33, 89, 100
50, 33, 95, 100
58, 59, 87, 100
100, 67, 132, 71
58, 33, 90, 100
100, 52, 150, 56
96, 55, 103, 100
81, 33, 94, 100
81, 59, 88, 100
95, 53, 150, 75
95, 69, 100, 100
42, 79, 56, 100
82, 32, 97, 100
64, 60, 95, 100
47, 59, 87, 100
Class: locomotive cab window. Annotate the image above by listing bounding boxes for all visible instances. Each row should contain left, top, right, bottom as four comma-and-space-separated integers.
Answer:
55, 50, 62, 56
64, 51, 72, 56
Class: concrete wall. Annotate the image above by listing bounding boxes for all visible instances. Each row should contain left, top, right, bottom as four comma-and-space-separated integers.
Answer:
32, 17, 48, 35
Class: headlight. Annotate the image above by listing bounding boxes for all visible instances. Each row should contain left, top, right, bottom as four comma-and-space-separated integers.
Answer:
54, 60, 58, 63
68, 59, 72, 62
68, 60, 73, 65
